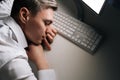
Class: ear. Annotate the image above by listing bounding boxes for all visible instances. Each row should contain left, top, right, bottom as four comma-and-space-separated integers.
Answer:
19, 7, 30, 24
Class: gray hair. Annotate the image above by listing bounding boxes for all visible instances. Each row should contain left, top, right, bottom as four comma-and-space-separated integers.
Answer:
11, 0, 58, 17
39, 0, 58, 9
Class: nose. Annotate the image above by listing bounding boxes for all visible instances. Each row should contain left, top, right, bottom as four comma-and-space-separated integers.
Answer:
42, 29, 47, 40
41, 25, 46, 36
43, 25, 47, 33
42, 32, 46, 39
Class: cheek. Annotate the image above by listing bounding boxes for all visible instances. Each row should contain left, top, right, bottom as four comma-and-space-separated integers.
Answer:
34, 22, 45, 35
32, 26, 45, 44
35, 28, 44, 37
25, 17, 46, 44
29, 21, 45, 39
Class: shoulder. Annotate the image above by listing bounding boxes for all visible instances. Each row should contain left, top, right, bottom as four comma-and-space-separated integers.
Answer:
0, 18, 18, 49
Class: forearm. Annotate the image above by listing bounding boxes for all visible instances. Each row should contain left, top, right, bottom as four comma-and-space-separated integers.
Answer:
26, 44, 49, 70
0, 0, 14, 18
26, 44, 56, 80
35, 55, 49, 70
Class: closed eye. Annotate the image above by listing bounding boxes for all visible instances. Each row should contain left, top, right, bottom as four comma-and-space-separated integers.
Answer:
44, 20, 53, 26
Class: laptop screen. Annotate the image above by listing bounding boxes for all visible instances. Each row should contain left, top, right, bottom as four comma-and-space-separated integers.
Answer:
82, 0, 106, 14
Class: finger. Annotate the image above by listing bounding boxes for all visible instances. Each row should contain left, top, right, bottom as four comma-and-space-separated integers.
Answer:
52, 27, 57, 34
46, 31, 56, 38
46, 26, 57, 35
46, 33, 54, 43
43, 38, 51, 50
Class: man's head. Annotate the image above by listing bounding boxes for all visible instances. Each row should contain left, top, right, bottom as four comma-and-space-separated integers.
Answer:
11, 0, 57, 45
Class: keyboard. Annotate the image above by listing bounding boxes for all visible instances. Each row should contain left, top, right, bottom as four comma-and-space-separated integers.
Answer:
53, 11, 102, 54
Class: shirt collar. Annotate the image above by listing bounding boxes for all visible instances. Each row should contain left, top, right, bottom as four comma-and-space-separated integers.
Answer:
3, 17, 28, 48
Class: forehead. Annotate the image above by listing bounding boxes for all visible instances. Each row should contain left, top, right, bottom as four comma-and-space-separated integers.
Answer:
36, 8, 54, 20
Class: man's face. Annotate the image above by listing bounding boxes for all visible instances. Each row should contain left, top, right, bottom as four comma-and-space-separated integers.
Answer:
23, 8, 54, 45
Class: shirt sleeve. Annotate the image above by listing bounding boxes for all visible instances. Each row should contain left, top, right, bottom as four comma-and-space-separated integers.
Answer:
3, 58, 56, 80
38, 69, 56, 80
0, 0, 14, 19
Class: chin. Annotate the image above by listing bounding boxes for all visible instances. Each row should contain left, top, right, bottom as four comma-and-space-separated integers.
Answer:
27, 38, 42, 45
28, 38, 42, 45
33, 40, 42, 45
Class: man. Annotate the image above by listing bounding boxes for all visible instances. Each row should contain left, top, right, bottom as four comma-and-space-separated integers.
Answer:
0, 0, 58, 80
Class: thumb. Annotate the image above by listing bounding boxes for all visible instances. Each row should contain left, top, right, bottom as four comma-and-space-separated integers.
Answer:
43, 38, 51, 50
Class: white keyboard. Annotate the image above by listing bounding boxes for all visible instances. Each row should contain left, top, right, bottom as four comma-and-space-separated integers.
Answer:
53, 11, 102, 54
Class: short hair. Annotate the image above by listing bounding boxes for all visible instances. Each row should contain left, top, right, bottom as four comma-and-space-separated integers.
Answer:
11, 0, 58, 17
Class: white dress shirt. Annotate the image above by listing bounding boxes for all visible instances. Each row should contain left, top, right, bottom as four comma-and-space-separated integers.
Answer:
0, 0, 56, 80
